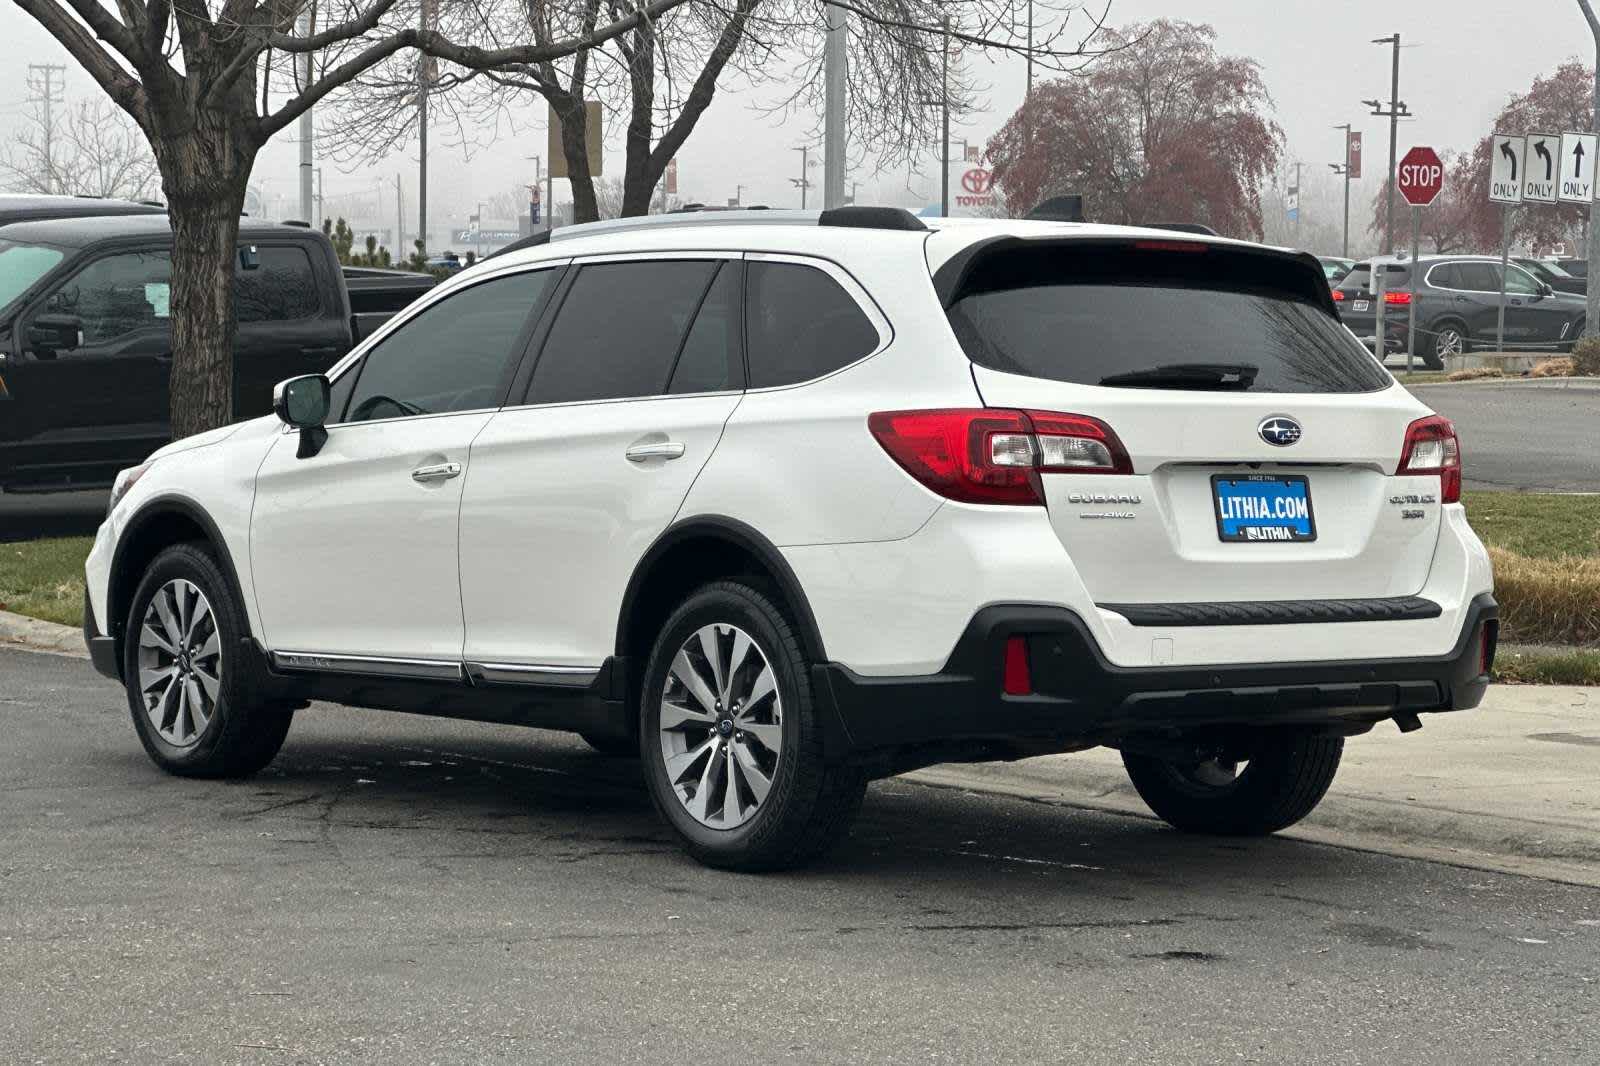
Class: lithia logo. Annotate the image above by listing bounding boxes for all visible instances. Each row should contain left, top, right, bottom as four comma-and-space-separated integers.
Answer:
1068, 492, 1142, 504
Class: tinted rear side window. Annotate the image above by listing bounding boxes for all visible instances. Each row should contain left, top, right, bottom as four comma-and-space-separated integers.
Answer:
529, 260, 718, 404
236, 245, 321, 323
949, 245, 1389, 394
746, 261, 879, 388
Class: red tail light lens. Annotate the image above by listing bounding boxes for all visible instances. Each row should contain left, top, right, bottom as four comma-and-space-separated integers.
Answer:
1397, 415, 1461, 503
1002, 635, 1032, 695
1383, 290, 1413, 305
868, 409, 1132, 506
1330, 289, 1346, 301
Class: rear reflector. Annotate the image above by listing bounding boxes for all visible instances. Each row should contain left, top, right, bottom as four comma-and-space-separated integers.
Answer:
868, 409, 1133, 506
1002, 635, 1032, 695
1397, 414, 1461, 503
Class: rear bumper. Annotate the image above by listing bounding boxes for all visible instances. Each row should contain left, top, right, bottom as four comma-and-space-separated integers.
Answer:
814, 594, 1497, 767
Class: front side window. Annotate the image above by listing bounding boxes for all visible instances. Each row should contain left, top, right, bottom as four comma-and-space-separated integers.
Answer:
42, 249, 172, 346
745, 261, 880, 388
1502, 265, 1541, 296
344, 269, 554, 423
237, 245, 321, 323
527, 260, 720, 405
0, 240, 66, 316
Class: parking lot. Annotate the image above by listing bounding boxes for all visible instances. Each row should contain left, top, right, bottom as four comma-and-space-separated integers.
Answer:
1414, 379, 1600, 492
4, 645, 1598, 1064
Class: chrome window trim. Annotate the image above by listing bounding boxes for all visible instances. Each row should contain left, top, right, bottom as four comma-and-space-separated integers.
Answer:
739, 250, 895, 394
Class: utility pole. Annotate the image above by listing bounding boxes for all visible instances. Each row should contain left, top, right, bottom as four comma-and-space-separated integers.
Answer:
395, 174, 405, 253
314, 167, 324, 228
1331, 123, 1353, 258
1367, 34, 1410, 255
1024, 0, 1033, 150
940, 14, 951, 217
1293, 161, 1302, 244
417, 0, 435, 254
792, 146, 810, 209
25, 64, 66, 194
734, 184, 745, 206
295, 7, 314, 223
822, 1, 847, 209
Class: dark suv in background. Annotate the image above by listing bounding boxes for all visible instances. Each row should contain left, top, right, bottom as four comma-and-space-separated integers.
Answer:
1334, 255, 1586, 368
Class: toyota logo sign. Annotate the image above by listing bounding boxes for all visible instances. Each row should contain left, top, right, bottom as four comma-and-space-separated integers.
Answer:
961, 168, 993, 195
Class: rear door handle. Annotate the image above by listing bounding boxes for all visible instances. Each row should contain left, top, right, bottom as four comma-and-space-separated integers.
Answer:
412, 461, 462, 483
625, 442, 686, 463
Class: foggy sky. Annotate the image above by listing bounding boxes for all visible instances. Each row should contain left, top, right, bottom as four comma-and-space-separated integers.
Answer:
0, 0, 1587, 236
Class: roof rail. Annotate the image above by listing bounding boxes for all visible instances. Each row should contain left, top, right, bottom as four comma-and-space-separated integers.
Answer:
281, 219, 312, 228
1026, 195, 1084, 222
484, 229, 553, 260
818, 206, 927, 231
546, 209, 819, 243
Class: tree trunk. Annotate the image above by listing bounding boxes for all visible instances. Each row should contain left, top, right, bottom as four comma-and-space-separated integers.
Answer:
554, 97, 600, 224
150, 117, 256, 440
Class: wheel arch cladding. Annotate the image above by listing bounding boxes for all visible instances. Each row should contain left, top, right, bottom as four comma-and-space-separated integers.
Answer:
110, 496, 252, 658
617, 517, 828, 667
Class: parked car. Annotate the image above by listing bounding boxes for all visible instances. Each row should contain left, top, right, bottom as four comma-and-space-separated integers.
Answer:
1333, 255, 1585, 368
1553, 257, 1587, 280
0, 193, 164, 227
1318, 256, 1355, 286
1515, 257, 1585, 296
83, 209, 1495, 870
0, 215, 433, 493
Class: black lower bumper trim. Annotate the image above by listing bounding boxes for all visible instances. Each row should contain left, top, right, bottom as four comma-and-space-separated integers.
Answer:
83, 587, 121, 681
1100, 595, 1442, 627
814, 594, 1497, 764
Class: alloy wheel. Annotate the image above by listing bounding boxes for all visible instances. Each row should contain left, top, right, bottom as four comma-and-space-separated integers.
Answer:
657, 623, 783, 830
1435, 328, 1464, 359
136, 578, 222, 748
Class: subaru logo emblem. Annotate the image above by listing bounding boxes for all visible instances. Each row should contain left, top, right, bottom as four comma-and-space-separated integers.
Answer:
1258, 416, 1302, 447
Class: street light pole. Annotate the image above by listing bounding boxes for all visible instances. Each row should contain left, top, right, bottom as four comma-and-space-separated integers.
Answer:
1369, 34, 1408, 255
1332, 123, 1353, 259
793, 146, 809, 209
940, 14, 951, 218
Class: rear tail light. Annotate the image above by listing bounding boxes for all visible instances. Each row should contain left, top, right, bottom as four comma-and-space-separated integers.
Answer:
1397, 415, 1461, 504
867, 409, 1133, 506
1383, 290, 1413, 305
1330, 289, 1346, 301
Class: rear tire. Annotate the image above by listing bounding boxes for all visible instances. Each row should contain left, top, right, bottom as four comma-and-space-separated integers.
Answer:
639, 580, 866, 871
123, 543, 292, 778
1426, 318, 1469, 370
1122, 731, 1342, 836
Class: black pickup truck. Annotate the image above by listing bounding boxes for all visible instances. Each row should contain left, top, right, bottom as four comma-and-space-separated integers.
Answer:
0, 214, 434, 493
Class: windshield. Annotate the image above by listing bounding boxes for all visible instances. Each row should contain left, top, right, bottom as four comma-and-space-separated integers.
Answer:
0, 239, 67, 316
947, 244, 1390, 394
1538, 260, 1575, 279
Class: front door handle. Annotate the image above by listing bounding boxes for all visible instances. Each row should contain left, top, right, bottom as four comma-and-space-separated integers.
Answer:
411, 461, 462, 483
625, 442, 686, 463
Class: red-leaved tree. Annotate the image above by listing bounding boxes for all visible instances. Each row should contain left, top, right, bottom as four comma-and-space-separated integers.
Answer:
984, 19, 1282, 239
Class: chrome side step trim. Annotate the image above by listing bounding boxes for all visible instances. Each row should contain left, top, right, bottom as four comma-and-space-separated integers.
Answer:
464, 662, 600, 688
271, 651, 464, 681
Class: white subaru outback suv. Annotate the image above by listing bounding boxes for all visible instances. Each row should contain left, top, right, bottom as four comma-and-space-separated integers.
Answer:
83, 207, 1496, 871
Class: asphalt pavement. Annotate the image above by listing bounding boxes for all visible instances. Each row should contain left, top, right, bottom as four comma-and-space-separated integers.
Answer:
4, 646, 1598, 1064
1412, 380, 1600, 492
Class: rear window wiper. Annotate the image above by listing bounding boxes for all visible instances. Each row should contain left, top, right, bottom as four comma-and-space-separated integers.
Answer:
1098, 363, 1260, 390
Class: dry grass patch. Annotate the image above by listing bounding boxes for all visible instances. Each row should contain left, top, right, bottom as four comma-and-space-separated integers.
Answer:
1530, 357, 1577, 378
1445, 367, 1505, 382
1489, 546, 1600, 647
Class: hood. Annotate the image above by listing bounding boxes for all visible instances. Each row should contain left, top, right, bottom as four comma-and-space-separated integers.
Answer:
144, 419, 260, 462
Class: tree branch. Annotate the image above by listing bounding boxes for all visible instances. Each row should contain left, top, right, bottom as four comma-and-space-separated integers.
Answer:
270, 0, 401, 51
12, 0, 147, 122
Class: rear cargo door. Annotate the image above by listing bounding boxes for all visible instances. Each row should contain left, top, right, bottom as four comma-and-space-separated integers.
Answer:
948, 239, 1444, 606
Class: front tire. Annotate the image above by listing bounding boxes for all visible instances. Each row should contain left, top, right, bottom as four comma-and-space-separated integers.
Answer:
1122, 731, 1342, 836
639, 580, 865, 871
123, 543, 292, 778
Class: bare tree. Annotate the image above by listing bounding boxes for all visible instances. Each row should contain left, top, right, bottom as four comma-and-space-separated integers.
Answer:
11, 0, 695, 438
0, 95, 162, 200
332, 0, 1117, 224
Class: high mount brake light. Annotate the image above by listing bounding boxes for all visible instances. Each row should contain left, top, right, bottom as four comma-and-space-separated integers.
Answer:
867, 409, 1132, 506
1132, 240, 1209, 253
1397, 414, 1461, 504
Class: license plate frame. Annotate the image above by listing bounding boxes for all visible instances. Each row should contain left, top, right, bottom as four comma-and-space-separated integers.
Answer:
1211, 473, 1317, 544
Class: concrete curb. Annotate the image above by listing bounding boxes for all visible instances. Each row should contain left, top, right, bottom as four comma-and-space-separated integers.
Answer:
0, 609, 86, 658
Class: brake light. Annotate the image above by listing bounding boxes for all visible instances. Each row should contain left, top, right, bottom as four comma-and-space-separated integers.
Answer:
868, 408, 1132, 506
1330, 289, 1346, 301
1383, 290, 1412, 305
1397, 415, 1461, 504
1133, 240, 1209, 254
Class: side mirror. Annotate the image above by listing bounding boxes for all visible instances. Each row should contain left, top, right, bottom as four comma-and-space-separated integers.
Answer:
27, 313, 83, 357
1539, 282, 1554, 298
273, 374, 331, 458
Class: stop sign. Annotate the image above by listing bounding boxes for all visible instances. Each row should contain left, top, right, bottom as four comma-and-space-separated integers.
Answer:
1398, 146, 1445, 207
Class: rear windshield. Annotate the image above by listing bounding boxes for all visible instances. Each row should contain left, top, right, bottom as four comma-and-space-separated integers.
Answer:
1335, 264, 1412, 293
948, 244, 1390, 394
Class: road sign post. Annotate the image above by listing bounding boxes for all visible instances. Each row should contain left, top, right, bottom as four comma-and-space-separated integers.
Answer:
1488, 134, 1526, 357
1396, 146, 1444, 371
